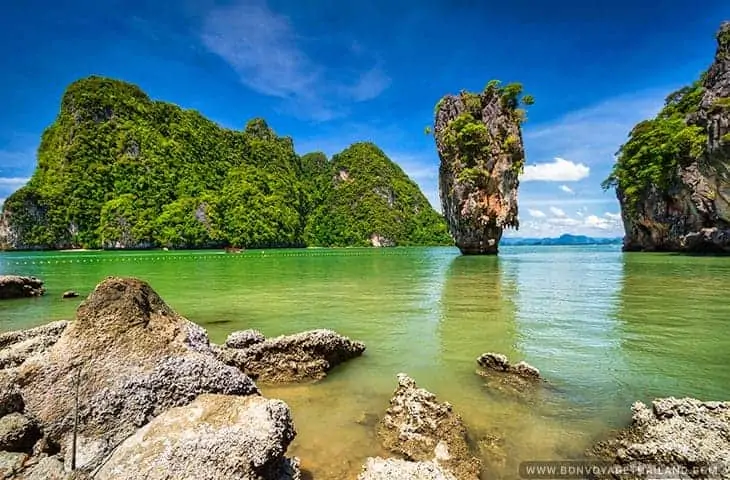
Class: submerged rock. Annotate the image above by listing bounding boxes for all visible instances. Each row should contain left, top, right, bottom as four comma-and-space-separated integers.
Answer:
0, 277, 261, 474
433, 82, 532, 254
95, 393, 301, 480
0, 275, 45, 299
476, 353, 541, 398
216, 328, 366, 383
366, 373, 481, 480
589, 397, 730, 478
476, 352, 540, 379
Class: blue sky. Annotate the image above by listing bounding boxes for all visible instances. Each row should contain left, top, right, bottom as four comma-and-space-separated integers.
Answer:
1, 0, 728, 237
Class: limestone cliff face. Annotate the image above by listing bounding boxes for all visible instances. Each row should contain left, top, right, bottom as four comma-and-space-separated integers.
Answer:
618, 22, 730, 252
433, 83, 528, 254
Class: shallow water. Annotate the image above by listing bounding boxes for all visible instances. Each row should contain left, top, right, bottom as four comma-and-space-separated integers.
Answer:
1, 246, 729, 479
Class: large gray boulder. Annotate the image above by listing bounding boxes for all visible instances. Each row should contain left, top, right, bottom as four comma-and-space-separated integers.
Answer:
95, 394, 300, 480
0, 277, 261, 474
590, 397, 730, 479
216, 328, 366, 383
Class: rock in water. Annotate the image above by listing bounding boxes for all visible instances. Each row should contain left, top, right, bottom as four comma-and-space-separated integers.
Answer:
589, 397, 730, 478
433, 81, 532, 254
95, 394, 300, 480
476, 352, 540, 379
216, 328, 366, 383
605, 22, 730, 252
1, 276, 261, 473
0, 275, 45, 299
61, 290, 79, 299
359, 457, 457, 480
364, 373, 481, 480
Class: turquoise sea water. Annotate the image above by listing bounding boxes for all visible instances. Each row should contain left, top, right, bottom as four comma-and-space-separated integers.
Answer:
1, 246, 728, 478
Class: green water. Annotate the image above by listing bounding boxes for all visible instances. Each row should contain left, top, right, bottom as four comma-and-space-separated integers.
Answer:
1, 246, 729, 479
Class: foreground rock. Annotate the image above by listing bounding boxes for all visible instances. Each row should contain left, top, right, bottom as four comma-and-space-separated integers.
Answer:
361, 373, 481, 480
433, 82, 532, 254
96, 394, 300, 480
216, 328, 366, 383
0, 275, 45, 299
359, 457, 456, 480
589, 397, 730, 478
0, 276, 301, 477
607, 22, 730, 253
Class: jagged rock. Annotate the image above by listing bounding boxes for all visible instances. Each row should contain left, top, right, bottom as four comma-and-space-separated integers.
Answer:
0, 413, 41, 452
617, 23, 730, 253
0, 451, 28, 478
215, 329, 366, 383
0, 275, 45, 299
95, 394, 300, 480
0, 385, 24, 417
433, 83, 529, 254
589, 397, 730, 478
476, 353, 540, 378
372, 373, 481, 480
358, 457, 457, 480
62, 291, 79, 299
21, 455, 66, 480
0, 321, 68, 369
226, 329, 266, 349
2, 277, 260, 474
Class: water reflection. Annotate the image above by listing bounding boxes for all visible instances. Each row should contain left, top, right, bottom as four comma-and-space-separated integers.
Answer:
614, 253, 730, 403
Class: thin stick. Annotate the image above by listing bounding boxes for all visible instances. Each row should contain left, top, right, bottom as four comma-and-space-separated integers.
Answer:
71, 365, 81, 470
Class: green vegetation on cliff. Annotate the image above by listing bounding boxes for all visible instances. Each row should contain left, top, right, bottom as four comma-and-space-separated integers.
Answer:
306, 143, 452, 247
1, 76, 450, 250
601, 80, 707, 212
435, 80, 533, 181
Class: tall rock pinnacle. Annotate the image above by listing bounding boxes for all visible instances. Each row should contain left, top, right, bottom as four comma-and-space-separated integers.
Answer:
433, 81, 532, 255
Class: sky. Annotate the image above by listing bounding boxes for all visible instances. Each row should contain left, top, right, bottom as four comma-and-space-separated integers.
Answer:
1, 0, 728, 238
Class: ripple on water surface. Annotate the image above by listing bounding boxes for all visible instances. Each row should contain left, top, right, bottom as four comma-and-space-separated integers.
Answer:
1, 246, 729, 479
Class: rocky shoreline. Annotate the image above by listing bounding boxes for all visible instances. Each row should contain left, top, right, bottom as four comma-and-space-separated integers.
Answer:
0, 276, 727, 479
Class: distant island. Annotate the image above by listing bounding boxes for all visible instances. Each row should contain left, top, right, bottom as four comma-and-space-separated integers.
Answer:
501, 234, 622, 246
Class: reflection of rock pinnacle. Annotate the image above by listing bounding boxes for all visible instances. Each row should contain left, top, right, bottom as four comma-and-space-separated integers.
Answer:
433, 82, 530, 255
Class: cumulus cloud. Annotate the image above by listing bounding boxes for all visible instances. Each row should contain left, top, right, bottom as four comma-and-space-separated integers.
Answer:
521, 157, 590, 182
604, 212, 621, 220
0, 177, 29, 187
549, 206, 567, 217
559, 184, 574, 194
528, 209, 546, 218
200, 0, 390, 120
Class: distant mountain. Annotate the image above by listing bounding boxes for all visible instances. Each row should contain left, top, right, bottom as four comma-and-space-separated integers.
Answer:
501, 234, 622, 246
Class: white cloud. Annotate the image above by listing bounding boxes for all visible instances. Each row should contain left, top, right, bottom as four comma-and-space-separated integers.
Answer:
528, 209, 546, 218
559, 185, 574, 194
604, 212, 621, 220
549, 206, 566, 217
524, 89, 667, 168
200, 0, 390, 120
521, 157, 590, 182
0, 177, 29, 187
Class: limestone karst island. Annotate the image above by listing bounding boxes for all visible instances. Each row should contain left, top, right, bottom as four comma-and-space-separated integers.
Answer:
0, 3, 729, 480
